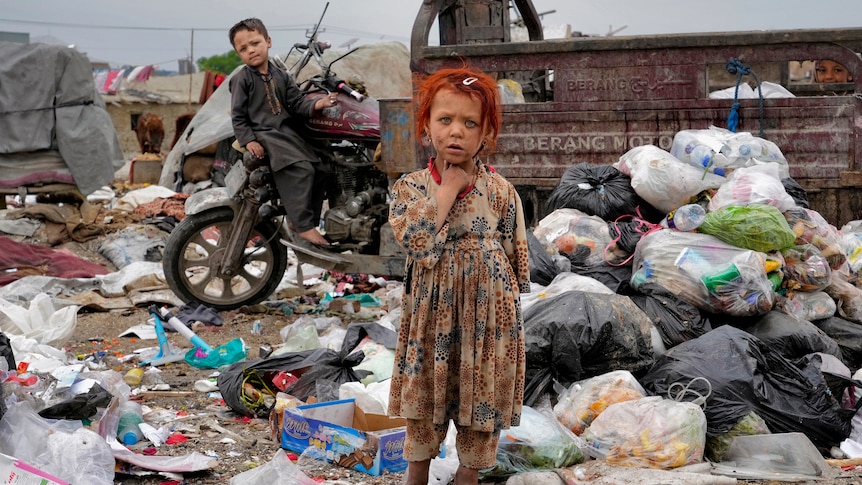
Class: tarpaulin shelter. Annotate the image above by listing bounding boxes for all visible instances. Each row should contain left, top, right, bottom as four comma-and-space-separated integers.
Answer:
0, 42, 124, 196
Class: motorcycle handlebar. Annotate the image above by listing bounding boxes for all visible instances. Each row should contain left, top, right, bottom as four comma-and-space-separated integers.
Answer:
337, 81, 365, 102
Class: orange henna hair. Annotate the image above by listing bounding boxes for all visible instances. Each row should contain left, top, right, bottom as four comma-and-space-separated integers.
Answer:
415, 66, 502, 154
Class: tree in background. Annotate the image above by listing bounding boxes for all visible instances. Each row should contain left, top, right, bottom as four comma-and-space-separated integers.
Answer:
197, 51, 242, 75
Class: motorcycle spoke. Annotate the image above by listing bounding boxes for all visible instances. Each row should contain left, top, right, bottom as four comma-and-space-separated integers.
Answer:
165, 207, 287, 310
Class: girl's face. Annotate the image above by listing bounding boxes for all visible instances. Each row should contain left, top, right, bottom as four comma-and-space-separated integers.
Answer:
425, 87, 489, 171
815, 60, 852, 83
233, 29, 271, 70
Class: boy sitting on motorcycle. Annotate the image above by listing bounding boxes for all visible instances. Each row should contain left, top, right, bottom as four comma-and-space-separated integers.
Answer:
228, 17, 336, 247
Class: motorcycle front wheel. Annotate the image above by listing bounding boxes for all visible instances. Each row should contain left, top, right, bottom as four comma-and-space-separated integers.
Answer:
163, 207, 287, 311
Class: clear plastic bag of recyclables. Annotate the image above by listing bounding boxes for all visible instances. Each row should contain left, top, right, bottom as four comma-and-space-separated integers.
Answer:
582, 396, 707, 469
631, 230, 774, 317
480, 405, 584, 480
553, 370, 647, 436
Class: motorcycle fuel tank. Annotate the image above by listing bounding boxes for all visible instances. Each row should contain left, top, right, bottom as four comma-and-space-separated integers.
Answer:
304, 93, 380, 140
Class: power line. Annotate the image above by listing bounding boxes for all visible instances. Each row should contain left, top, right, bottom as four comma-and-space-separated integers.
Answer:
0, 17, 408, 41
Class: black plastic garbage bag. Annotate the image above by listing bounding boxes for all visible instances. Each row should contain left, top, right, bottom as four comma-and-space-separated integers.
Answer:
745, 311, 843, 362
607, 219, 652, 255
641, 325, 851, 449
342, 321, 398, 351
284, 349, 370, 403
813, 316, 862, 370
528, 230, 562, 286
629, 284, 712, 348
38, 383, 113, 420
577, 264, 633, 294
216, 321, 392, 417
782, 177, 810, 209
0, 331, 14, 422
522, 290, 655, 406
218, 348, 328, 417
545, 163, 658, 222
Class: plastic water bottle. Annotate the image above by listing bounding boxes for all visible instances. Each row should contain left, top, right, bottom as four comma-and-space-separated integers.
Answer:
661, 204, 706, 232
689, 145, 727, 176
117, 400, 144, 446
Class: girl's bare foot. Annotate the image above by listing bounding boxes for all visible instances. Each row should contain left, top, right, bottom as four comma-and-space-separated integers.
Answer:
298, 228, 329, 246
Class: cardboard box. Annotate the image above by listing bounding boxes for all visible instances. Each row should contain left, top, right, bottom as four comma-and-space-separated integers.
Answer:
0, 452, 69, 484
281, 398, 408, 475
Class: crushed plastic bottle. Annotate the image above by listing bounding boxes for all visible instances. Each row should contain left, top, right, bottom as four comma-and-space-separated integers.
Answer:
661, 204, 707, 232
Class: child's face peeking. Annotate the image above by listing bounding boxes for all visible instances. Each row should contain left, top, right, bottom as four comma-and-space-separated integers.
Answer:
425, 87, 488, 171
815, 59, 852, 83
233, 28, 271, 70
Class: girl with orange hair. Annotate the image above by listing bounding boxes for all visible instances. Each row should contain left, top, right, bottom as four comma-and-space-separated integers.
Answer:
387, 66, 530, 484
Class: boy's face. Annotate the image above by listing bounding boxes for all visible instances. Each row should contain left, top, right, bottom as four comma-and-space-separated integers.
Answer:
233, 28, 271, 70
815, 60, 852, 83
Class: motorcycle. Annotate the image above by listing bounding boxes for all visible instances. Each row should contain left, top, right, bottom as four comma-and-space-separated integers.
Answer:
163, 3, 404, 311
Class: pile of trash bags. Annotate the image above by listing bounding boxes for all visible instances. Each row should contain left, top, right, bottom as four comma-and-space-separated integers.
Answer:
522, 125, 862, 475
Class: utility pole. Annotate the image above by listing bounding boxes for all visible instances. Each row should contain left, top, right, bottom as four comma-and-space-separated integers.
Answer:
187, 28, 195, 110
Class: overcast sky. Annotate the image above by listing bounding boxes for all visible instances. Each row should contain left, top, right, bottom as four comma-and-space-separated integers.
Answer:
1, 0, 858, 70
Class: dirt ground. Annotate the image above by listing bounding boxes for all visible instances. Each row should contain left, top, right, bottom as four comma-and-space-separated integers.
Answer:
72, 304, 408, 484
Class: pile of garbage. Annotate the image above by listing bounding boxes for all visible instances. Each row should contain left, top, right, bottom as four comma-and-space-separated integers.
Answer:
517, 125, 862, 481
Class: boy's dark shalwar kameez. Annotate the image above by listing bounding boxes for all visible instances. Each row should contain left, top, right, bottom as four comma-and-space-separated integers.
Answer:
229, 62, 326, 233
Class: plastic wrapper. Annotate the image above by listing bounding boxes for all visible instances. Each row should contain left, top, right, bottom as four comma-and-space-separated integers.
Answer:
776, 291, 836, 321
780, 244, 833, 292
705, 411, 771, 462
714, 433, 833, 481
184, 337, 248, 369
699, 204, 796, 253
532, 208, 628, 268
631, 230, 774, 317
614, 145, 725, 214
481, 405, 585, 480
785, 207, 847, 270
553, 370, 647, 435
545, 163, 657, 222
582, 396, 707, 469
670, 126, 789, 179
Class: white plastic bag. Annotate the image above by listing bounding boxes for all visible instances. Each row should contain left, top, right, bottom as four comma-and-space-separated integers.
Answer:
520, 272, 613, 314
0, 399, 115, 485
228, 449, 317, 485
670, 126, 789, 179
707, 163, 796, 213
0, 293, 77, 347
339, 380, 391, 415
614, 145, 725, 213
